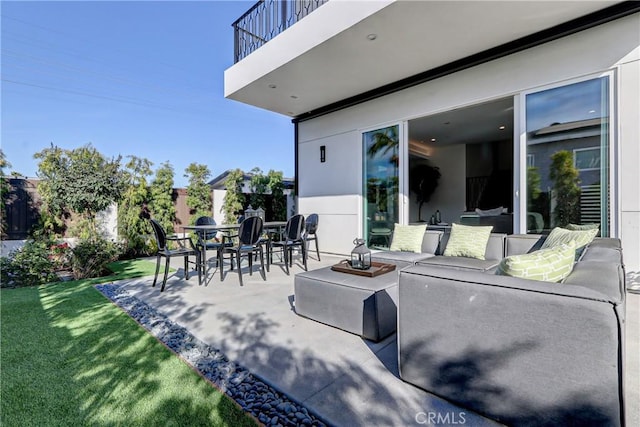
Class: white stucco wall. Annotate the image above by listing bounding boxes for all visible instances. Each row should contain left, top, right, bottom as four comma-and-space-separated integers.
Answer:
97, 203, 118, 241
297, 13, 640, 269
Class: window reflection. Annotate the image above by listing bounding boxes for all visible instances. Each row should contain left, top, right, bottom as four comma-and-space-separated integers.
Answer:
363, 126, 399, 248
526, 77, 609, 235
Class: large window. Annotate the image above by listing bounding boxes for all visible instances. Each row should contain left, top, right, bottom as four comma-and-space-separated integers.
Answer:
363, 125, 399, 249
525, 77, 610, 235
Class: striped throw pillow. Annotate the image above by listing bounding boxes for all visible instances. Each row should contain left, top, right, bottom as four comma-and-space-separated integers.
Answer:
567, 223, 600, 231
497, 241, 576, 282
541, 227, 598, 258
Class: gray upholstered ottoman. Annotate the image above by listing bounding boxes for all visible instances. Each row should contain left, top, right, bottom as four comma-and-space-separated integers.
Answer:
294, 266, 399, 342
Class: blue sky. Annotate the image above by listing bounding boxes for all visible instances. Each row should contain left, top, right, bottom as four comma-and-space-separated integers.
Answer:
1, 1, 293, 187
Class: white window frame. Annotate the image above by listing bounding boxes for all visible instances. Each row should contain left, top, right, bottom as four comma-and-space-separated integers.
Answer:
526, 154, 535, 168
516, 70, 617, 236
359, 121, 407, 239
573, 146, 601, 171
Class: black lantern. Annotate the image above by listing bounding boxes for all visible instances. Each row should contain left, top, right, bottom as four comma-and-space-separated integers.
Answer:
350, 238, 371, 270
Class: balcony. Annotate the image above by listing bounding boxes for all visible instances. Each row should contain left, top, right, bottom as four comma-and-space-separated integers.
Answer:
225, 1, 628, 118
233, 0, 328, 63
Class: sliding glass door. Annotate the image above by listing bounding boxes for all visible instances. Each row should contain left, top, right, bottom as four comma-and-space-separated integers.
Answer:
363, 125, 400, 249
524, 76, 611, 236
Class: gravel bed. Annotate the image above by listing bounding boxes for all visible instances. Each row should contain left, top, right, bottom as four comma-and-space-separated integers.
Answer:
96, 284, 330, 427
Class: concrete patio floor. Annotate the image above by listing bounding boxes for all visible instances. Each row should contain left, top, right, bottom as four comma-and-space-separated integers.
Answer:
116, 253, 639, 427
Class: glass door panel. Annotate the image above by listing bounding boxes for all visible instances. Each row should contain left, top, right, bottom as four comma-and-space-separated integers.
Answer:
525, 77, 610, 236
363, 125, 399, 249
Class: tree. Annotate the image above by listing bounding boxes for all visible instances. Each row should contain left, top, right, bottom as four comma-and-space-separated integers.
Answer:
33, 144, 69, 235
184, 163, 212, 224
366, 127, 399, 166
150, 161, 176, 234
267, 169, 287, 220
248, 167, 269, 209
527, 166, 542, 209
549, 150, 581, 227
34, 144, 124, 238
118, 155, 153, 255
222, 169, 244, 224
410, 163, 441, 222
1, 150, 12, 236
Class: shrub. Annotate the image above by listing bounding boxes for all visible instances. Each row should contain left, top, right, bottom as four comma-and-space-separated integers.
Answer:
0, 240, 58, 288
71, 238, 122, 279
49, 241, 72, 271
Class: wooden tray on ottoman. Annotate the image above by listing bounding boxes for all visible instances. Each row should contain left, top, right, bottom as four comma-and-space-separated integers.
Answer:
331, 260, 396, 277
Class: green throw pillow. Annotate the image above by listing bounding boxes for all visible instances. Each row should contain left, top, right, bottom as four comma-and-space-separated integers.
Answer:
496, 241, 576, 282
541, 227, 598, 257
566, 223, 600, 231
443, 223, 493, 260
389, 223, 426, 253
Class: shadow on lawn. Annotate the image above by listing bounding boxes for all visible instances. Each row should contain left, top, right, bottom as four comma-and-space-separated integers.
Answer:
35, 281, 250, 425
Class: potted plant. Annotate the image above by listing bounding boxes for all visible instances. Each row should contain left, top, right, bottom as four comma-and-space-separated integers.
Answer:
410, 163, 441, 222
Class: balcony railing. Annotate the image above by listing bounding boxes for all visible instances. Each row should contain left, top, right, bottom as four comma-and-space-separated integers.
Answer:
233, 0, 329, 63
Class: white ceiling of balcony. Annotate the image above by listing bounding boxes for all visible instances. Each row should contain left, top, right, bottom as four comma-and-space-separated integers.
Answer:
224, 0, 620, 118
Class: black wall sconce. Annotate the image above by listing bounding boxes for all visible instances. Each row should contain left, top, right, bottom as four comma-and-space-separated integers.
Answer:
320, 145, 326, 163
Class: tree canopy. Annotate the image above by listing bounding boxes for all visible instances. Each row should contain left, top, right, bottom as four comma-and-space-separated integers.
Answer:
34, 144, 124, 237
118, 155, 153, 254
150, 161, 176, 233
184, 162, 212, 224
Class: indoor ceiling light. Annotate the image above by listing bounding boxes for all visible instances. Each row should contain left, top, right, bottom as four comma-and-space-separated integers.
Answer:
366, 33, 377, 41
499, 125, 506, 130
431, 138, 437, 142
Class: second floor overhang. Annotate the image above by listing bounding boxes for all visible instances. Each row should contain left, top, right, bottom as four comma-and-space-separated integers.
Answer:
224, 1, 636, 120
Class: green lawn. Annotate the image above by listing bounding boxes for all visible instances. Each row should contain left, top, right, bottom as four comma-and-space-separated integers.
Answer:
1, 259, 256, 426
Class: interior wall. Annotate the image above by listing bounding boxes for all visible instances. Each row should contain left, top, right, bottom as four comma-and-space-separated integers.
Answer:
417, 144, 466, 224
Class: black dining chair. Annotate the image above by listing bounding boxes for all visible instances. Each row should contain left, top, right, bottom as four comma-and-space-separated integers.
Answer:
303, 213, 320, 261
270, 214, 306, 275
220, 216, 266, 286
148, 218, 201, 292
194, 216, 232, 273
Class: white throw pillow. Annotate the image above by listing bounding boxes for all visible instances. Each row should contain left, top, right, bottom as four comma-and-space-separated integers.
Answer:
475, 207, 504, 217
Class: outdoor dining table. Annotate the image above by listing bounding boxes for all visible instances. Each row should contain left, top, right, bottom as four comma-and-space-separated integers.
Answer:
181, 221, 287, 278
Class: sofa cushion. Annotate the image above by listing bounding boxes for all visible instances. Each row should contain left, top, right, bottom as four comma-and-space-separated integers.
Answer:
505, 234, 546, 256
579, 246, 624, 264
372, 251, 435, 268
421, 230, 443, 254
390, 223, 426, 253
541, 227, 598, 257
416, 255, 500, 271
496, 241, 576, 283
564, 261, 625, 303
443, 223, 493, 259
587, 237, 622, 250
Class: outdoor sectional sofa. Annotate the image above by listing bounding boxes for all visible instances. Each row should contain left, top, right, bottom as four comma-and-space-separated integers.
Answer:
386, 232, 626, 426
295, 228, 626, 425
